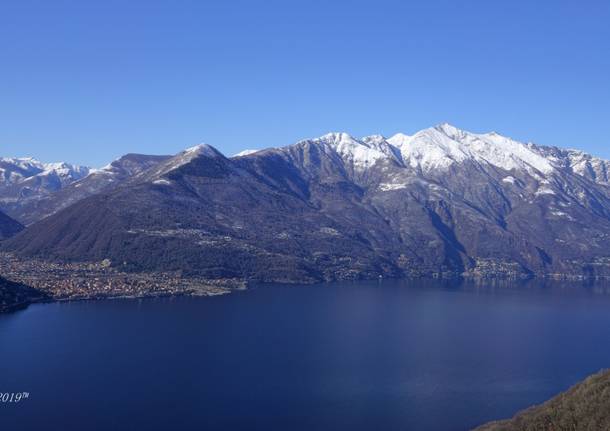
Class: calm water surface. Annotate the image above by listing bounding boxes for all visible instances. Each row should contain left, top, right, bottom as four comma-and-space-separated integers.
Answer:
2, 279, 610, 431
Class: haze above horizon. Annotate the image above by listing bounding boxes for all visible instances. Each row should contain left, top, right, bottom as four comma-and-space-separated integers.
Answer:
2, 0, 609, 166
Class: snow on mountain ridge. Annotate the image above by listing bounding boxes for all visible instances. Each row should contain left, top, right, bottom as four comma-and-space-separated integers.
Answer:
390, 126, 470, 170
284, 124, 560, 175
184, 143, 225, 158
41, 162, 91, 179
138, 143, 227, 181
386, 124, 555, 174
299, 132, 400, 169
469, 131, 554, 174
231, 124, 585, 176
0, 157, 91, 186
234, 149, 260, 157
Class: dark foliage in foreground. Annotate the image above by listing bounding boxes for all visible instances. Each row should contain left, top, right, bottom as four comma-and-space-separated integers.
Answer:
475, 369, 610, 431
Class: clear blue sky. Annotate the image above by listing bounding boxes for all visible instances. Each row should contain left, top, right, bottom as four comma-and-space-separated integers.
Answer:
1, 0, 609, 167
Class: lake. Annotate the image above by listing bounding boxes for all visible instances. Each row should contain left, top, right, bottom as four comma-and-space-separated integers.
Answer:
2, 279, 610, 430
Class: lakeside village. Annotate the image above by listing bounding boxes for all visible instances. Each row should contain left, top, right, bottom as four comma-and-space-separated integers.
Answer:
0, 252, 245, 305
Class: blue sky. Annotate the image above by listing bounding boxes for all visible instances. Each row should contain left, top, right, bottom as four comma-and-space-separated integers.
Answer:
1, 0, 609, 167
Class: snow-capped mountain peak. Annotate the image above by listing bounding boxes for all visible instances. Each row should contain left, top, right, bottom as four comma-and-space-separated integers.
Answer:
228, 125, 605, 183
184, 143, 224, 158
137, 143, 227, 181
301, 132, 400, 169
41, 162, 91, 179
281, 125, 564, 175
386, 133, 411, 147
0, 157, 91, 187
389, 126, 470, 170
376, 124, 555, 175
0, 157, 46, 184
433, 122, 466, 139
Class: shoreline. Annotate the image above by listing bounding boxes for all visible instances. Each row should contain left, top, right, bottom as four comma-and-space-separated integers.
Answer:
2, 251, 610, 315
0, 285, 238, 314
3, 250, 610, 314
3, 270, 610, 316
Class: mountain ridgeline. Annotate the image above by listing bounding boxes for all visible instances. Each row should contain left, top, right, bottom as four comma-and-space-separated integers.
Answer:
2, 124, 610, 282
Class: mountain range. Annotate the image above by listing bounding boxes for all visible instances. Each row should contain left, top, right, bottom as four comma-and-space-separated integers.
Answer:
0, 157, 91, 221
0, 154, 171, 225
2, 124, 610, 282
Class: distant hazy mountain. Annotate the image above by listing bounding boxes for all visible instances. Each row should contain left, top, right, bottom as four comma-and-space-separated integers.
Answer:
0, 154, 171, 225
0, 157, 91, 223
4, 124, 610, 281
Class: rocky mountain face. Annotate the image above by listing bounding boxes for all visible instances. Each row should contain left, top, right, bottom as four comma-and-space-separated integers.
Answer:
3, 125, 610, 281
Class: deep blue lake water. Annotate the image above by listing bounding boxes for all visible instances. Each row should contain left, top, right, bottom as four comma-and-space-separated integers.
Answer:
2, 279, 610, 430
